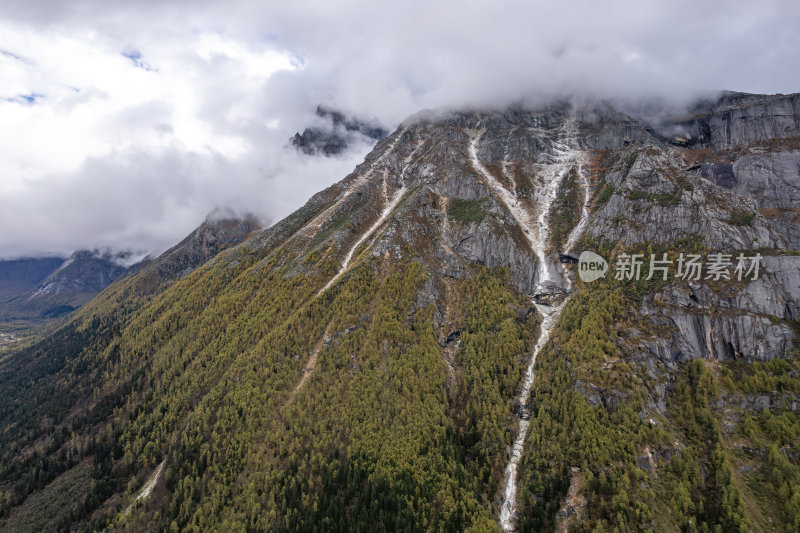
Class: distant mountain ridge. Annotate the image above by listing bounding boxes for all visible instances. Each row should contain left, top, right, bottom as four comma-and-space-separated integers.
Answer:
0, 256, 65, 301
0, 212, 261, 324
31, 250, 126, 297
0, 251, 126, 320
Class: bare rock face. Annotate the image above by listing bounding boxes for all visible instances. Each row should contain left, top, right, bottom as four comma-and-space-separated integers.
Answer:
635, 92, 800, 151
732, 151, 800, 209
575, 94, 800, 366
708, 92, 800, 148
291, 105, 388, 156
269, 93, 800, 377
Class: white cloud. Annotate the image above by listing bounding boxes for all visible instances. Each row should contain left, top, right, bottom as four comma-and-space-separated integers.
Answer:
0, 0, 798, 258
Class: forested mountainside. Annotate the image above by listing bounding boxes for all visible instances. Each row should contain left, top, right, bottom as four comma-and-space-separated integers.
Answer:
0, 92, 798, 532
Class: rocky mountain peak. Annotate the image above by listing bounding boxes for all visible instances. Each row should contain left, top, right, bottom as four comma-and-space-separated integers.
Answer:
31, 250, 126, 296
259, 91, 799, 365
291, 104, 388, 156
133, 210, 261, 294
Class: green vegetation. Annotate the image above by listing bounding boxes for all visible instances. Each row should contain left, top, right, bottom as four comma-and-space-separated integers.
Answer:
549, 168, 581, 251
0, 462, 92, 532
627, 189, 649, 201
0, 223, 540, 532
726, 359, 800, 530
448, 198, 489, 224
595, 183, 615, 205
675, 174, 695, 192
667, 361, 750, 531
624, 152, 639, 171
517, 277, 662, 531
729, 209, 757, 226
512, 231, 798, 531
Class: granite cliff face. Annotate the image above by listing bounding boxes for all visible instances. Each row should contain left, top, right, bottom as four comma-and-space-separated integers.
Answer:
270, 94, 800, 367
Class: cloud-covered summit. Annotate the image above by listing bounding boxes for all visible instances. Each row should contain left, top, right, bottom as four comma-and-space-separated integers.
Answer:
0, 0, 798, 258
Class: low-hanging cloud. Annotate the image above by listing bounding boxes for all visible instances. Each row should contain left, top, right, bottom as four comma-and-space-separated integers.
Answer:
1, 0, 798, 258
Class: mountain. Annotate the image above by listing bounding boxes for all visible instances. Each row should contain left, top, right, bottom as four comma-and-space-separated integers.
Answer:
0, 213, 261, 338
131, 210, 262, 295
0, 251, 126, 324
24, 250, 128, 316
0, 257, 65, 302
0, 92, 798, 532
291, 105, 388, 156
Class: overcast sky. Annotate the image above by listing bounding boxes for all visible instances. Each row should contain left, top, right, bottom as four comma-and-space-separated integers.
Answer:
1, 0, 798, 259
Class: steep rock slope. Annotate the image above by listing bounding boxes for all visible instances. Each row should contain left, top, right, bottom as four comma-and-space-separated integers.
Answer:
0, 93, 797, 532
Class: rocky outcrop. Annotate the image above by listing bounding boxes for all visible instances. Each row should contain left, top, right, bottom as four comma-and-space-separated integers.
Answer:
291, 105, 388, 156
613, 92, 800, 151
575, 95, 800, 370
588, 147, 785, 250
708, 92, 800, 149
732, 150, 800, 209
